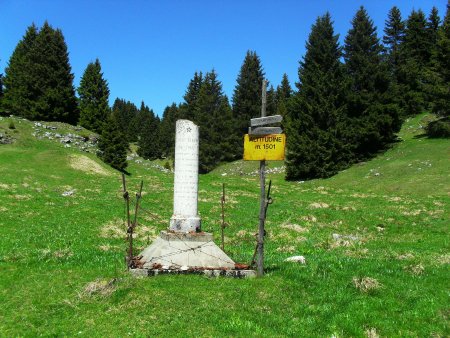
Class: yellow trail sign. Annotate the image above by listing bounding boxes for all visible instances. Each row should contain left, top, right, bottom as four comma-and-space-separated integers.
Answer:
243, 134, 286, 161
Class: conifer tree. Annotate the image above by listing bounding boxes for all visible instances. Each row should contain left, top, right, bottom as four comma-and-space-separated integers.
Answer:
3, 24, 38, 116
97, 115, 128, 171
232, 50, 265, 156
430, 5, 449, 118
0, 72, 3, 104
78, 59, 110, 133
266, 85, 277, 116
195, 70, 235, 172
344, 6, 401, 158
398, 9, 430, 114
29, 22, 78, 123
286, 13, 348, 180
275, 73, 292, 120
158, 103, 179, 158
426, 7, 441, 60
111, 98, 139, 142
137, 102, 161, 160
383, 6, 405, 78
4, 22, 78, 122
179, 71, 203, 121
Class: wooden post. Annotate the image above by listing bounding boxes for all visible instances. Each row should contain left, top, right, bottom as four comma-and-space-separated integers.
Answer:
257, 79, 267, 277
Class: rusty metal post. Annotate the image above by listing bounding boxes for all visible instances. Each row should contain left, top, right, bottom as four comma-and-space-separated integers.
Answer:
257, 79, 268, 277
122, 174, 131, 269
221, 183, 226, 251
128, 180, 143, 268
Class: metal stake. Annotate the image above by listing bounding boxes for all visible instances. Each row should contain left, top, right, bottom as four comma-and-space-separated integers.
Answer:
221, 183, 226, 250
257, 79, 268, 277
121, 173, 131, 269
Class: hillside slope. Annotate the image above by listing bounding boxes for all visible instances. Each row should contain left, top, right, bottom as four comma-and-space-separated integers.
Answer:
0, 114, 448, 337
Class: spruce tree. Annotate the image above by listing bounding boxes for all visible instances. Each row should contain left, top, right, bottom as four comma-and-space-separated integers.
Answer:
78, 59, 110, 134
158, 103, 179, 158
426, 7, 441, 60
286, 12, 348, 180
179, 71, 203, 121
137, 102, 161, 160
0, 72, 3, 104
195, 70, 235, 172
97, 115, 128, 171
383, 6, 405, 78
29, 22, 78, 123
275, 73, 292, 120
266, 85, 277, 116
232, 50, 265, 156
344, 6, 401, 158
430, 5, 449, 118
111, 98, 139, 142
2, 24, 38, 116
398, 9, 430, 114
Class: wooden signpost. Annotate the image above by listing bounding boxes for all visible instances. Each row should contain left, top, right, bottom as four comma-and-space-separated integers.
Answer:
243, 80, 285, 277
250, 115, 283, 127
248, 126, 283, 135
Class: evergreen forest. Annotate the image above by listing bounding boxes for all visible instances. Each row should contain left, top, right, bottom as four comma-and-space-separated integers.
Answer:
1, 5, 449, 178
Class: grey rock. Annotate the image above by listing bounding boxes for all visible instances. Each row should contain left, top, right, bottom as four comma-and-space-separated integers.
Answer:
285, 255, 306, 264
62, 190, 75, 197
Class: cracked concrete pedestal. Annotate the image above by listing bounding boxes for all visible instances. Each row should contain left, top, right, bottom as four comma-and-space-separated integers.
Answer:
140, 231, 235, 269
137, 120, 236, 271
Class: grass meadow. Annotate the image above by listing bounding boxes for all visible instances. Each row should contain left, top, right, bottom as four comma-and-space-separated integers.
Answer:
0, 114, 448, 337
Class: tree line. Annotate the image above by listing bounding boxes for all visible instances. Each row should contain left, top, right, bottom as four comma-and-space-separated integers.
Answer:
0, 5, 448, 178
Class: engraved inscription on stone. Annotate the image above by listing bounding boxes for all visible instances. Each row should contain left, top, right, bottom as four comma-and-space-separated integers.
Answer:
170, 120, 201, 232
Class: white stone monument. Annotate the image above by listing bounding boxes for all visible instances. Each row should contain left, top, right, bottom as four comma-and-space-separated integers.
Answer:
138, 120, 235, 270
169, 120, 201, 232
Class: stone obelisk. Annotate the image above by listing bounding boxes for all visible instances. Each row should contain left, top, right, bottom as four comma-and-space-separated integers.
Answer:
138, 120, 235, 270
169, 120, 201, 233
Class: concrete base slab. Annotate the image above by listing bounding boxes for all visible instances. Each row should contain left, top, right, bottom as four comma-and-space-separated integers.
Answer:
138, 231, 235, 269
130, 268, 256, 278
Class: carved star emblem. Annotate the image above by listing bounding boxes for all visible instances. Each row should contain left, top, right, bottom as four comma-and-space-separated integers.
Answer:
186, 127, 192, 132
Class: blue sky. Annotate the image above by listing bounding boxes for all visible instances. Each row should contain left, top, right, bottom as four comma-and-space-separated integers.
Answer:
0, 1, 446, 117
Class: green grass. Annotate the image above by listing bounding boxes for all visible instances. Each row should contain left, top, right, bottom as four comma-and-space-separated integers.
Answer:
0, 114, 448, 337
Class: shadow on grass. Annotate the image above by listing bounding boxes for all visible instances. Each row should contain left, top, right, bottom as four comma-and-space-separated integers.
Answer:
413, 133, 428, 139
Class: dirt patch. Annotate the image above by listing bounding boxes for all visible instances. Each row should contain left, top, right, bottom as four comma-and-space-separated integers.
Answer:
236, 230, 250, 238
69, 154, 111, 176
276, 245, 296, 253
280, 223, 309, 233
309, 202, 329, 209
437, 254, 450, 265
352, 277, 382, 293
135, 224, 158, 239
53, 249, 73, 259
396, 253, 414, 260
11, 194, 32, 200
100, 218, 125, 239
402, 209, 422, 216
405, 264, 425, 275
300, 215, 318, 222
341, 206, 357, 211
98, 244, 121, 252
365, 328, 380, 338
81, 278, 118, 297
